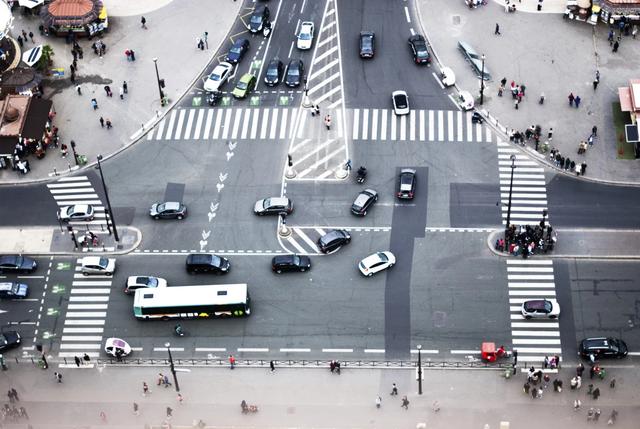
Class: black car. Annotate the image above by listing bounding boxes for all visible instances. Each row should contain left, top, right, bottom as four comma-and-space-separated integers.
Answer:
186, 254, 231, 274
579, 337, 628, 360
317, 229, 351, 254
359, 31, 375, 58
271, 254, 312, 273
285, 59, 304, 87
408, 35, 430, 64
351, 189, 378, 216
397, 168, 416, 199
264, 58, 284, 86
226, 38, 250, 64
249, 5, 270, 33
0, 331, 21, 353
0, 255, 37, 274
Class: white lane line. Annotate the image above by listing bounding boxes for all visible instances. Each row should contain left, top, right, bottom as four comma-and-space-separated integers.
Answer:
164, 110, 177, 139
63, 327, 104, 333
512, 331, 560, 337
270, 109, 278, 140
174, 109, 186, 140
67, 304, 108, 310
457, 111, 463, 141
250, 108, 260, 139
476, 122, 482, 142
296, 109, 307, 139
56, 176, 89, 182
61, 336, 103, 342
195, 348, 227, 352
428, 110, 434, 141
211, 109, 222, 140
410, 349, 439, 354
65, 312, 107, 318
450, 350, 479, 354
507, 267, 554, 272
508, 283, 556, 288
292, 139, 336, 166
58, 352, 99, 358
315, 45, 338, 63
447, 110, 454, 142
409, 110, 415, 141
53, 194, 99, 200
364, 349, 385, 353
390, 113, 397, 141
153, 347, 184, 352
183, 109, 196, 139
309, 58, 339, 81
260, 108, 270, 140
286, 234, 307, 254
513, 338, 561, 345
511, 322, 559, 328
399, 114, 406, 141
314, 85, 342, 105
362, 108, 369, 140
71, 281, 113, 286
352, 108, 360, 141
290, 138, 312, 154
69, 296, 109, 302
507, 275, 555, 280
193, 109, 205, 140
507, 260, 553, 265
237, 348, 269, 352
437, 110, 444, 141
295, 229, 321, 252
221, 108, 233, 140
322, 348, 353, 353
298, 147, 344, 177
308, 72, 340, 95
241, 108, 251, 140
317, 33, 336, 48
154, 119, 165, 140
231, 108, 243, 139
279, 109, 289, 140
513, 347, 562, 353
280, 348, 311, 352
70, 289, 111, 295
380, 109, 387, 140
419, 110, 425, 141
466, 112, 473, 142
60, 344, 101, 349
371, 109, 378, 141
404, 5, 411, 22
47, 182, 92, 189
336, 108, 344, 138
48, 188, 95, 194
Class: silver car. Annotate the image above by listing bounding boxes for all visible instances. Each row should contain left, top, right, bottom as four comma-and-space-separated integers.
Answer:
81, 256, 116, 276
59, 204, 95, 222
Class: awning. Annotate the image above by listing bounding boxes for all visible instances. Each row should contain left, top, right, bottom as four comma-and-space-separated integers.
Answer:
19, 0, 44, 8
0, 135, 18, 155
619, 87, 633, 112
21, 98, 52, 139
22, 45, 42, 67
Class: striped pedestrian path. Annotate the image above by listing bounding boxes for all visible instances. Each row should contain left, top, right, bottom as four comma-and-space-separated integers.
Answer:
507, 259, 561, 364
46, 175, 108, 228
497, 140, 547, 226
57, 259, 113, 359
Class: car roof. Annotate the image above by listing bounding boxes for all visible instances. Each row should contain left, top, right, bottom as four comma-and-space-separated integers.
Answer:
0, 282, 16, 290
524, 299, 550, 310
162, 202, 181, 210
234, 38, 248, 46
0, 255, 18, 263
213, 62, 232, 72
274, 254, 296, 263
267, 197, 289, 206
70, 204, 90, 211
361, 31, 374, 37
240, 73, 255, 82
81, 256, 102, 265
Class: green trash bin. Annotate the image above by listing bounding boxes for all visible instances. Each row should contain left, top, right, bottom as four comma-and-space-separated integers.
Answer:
77, 155, 88, 166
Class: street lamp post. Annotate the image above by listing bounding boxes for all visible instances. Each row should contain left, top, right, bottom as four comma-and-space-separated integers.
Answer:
165, 342, 180, 392
96, 155, 120, 242
504, 154, 517, 245
480, 54, 486, 105
153, 58, 165, 106
70, 140, 79, 166
417, 344, 423, 395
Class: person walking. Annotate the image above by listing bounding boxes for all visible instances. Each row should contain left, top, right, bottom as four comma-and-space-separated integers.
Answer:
142, 382, 150, 396
573, 399, 582, 411
76, 84, 82, 95
157, 373, 165, 386
512, 349, 518, 366
123, 81, 128, 94
177, 393, 183, 404
324, 114, 332, 130
19, 406, 28, 419
523, 382, 531, 394
495, 23, 501, 35
163, 374, 171, 387
613, 40, 620, 52
54, 372, 62, 383
581, 162, 587, 175
314, 105, 320, 116
166, 407, 173, 418
575, 95, 581, 108
568, 92, 575, 106
91, 98, 98, 110
17, 35, 23, 47
28, 31, 34, 43
391, 383, 398, 395
61, 143, 68, 157
608, 409, 618, 425
401, 396, 410, 410
104, 85, 112, 97
345, 159, 352, 170
133, 402, 140, 415
119, 86, 124, 100
375, 395, 382, 409
270, 360, 275, 372
99, 117, 104, 128
592, 125, 597, 136
592, 387, 601, 400
576, 362, 585, 377
7, 390, 14, 403
74, 356, 81, 367
11, 388, 19, 402
99, 411, 107, 422
141, 16, 147, 29
106, 119, 112, 129
229, 355, 236, 369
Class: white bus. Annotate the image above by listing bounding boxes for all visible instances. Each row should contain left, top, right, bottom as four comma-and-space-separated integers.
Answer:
133, 284, 251, 320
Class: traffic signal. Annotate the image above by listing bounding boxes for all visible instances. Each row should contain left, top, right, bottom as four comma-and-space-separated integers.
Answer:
159, 79, 165, 88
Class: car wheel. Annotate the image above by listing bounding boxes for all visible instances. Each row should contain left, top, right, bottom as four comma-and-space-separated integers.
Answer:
276, 269, 282, 274
367, 272, 373, 277
389, 263, 395, 268
154, 216, 160, 220
363, 211, 367, 216
177, 215, 184, 220
550, 315, 557, 319
107, 272, 113, 276
525, 315, 532, 320
300, 268, 306, 272
82, 272, 89, 276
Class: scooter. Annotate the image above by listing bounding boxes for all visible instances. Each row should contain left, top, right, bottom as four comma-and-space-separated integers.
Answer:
356, 166, 367, 184
206, 90, 222, 106
471, 111, 484, 124
263, 21, 272, 37
174, 324, 186, 337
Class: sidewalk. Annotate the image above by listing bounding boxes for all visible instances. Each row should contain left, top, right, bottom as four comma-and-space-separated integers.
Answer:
0, 0, 241, 185
418, 0, 640, 184
3, 362, 640, 428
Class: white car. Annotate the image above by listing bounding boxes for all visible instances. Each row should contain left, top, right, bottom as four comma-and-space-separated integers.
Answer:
104, 337, 131, 357
81, 256, 116, 276
58, 204, 94, 222
358, 251, 396, 276
203, 62, 233, 92
521, 299, 560, 319
459, 90, 474, 111
392, 90, 410, 116
124, 276, 167, 295
296, 21, 314, 50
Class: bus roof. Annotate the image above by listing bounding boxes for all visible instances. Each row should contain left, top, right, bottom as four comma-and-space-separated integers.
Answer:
134, 284, 248, 308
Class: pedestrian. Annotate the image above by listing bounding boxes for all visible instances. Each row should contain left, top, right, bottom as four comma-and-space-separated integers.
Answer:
61, 143, 68, 157
608, 409, 618, 425
270, 360, 275, 372
106, 119, 112, 129
142, 382, 150, 396
74, 356, 81, 367
594, 409, 601, 421
345, 159, 352, 170
73, 58, 77, 70
531, 387, 537, 399
7, 390, 14, 403
17, 35, 23, 47
391, 383, 398, 395
177, 393, 183, 404
104, 85, 112, 97
547, 128, 553, 141
593, 78, 599, 90
70, 71, 76, 83
19, 406, 28, 419
28, 31, 34, 42
575, 95, 581, 108
119, 86, 124, 100
590, 365, 596, 379
54, 372, 62, 383
592, 387, 600, 400
514, 98, 519, 109
592, 125, 597, 136
163, 374, 171, 387
99, 117, 104, 128
588, 408, 595, 421
157, 373, 165, 386
91, 98, 98, 110
330, 360, 335, 372
141, 16, 147, 29
574, 399, 582, 411
581, 162, 587, 175
543, 355, 549, 368
314, 105, 320, 116
197, 38, 204, 50
324, 114, 331, 130
76, 84, 82, 95
610, 378, 616, 389
229, 354, 236, 369
100, 411, 107, 422
69, 63, 75, 74
401, 396, 409, 409
130, 50, 136, 61
11, 388, 19, 402
21, 29, 27, 40
552, 379, 559, 392
166, 407, 173, 418
133, 402, 139, 415
123, 81, 128, 93
577, 362, 585, 377
375, 395, 382, 409
613, 40, 619, 52
568, 92, 575, 106
495, 23, 501, 35
523, 382, 530, 394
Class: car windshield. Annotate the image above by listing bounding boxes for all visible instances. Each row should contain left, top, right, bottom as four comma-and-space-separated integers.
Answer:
0, 336, 6, 346
230, 45, 242, 54
157, 203, 166, 212
250, 15, 262, 24
143, 277, 158, 287
237, 81, 248, 90
394, 95, 407, 108
66, 206, 75, 215
361, 37, 372, 50
608, 338, 619, 351
288, 67, 300, 77
401, 174, 413, 185
377, 252, 388, 263
300, 27, 312, 39
417, 48, 428, 58
98, 257, 109, 268
210, 255, 221, 266
267, 66, 279, 77
210, 72, 221, 81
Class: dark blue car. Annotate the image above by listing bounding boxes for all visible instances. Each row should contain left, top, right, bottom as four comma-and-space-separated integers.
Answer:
226, 39, 250, 64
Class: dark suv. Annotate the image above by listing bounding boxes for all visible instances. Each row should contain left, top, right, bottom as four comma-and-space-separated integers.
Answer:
186, 254, 231, 274
271, 254, 311, 273
317, 229, 351, 254
579, 337, 628, 360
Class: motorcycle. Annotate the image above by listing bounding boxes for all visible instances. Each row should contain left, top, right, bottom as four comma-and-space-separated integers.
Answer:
206, 90, 222, 106
263, 20, 272, 37
174, 324, 186, 337
356, 166, 367, 184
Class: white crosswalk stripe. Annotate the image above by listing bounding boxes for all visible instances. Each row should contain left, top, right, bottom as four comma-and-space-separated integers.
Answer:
46, 176, 108, 227
348, 108, 491, 142
58, 258, 114, 359
497, 140, 547, 226
506, 260, 562, 364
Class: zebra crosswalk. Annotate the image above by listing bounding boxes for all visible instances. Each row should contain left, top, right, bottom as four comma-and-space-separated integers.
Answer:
507, 259, 561, 364
497, 141, 548, 226
46, 175, 108, 227
282, 227, 324, 254
58, 258, 113, 360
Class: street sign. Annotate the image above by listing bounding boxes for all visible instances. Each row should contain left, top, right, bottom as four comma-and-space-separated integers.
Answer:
625, 124, 639, 143
56, 262, 71, 270
192, 96, 202, 107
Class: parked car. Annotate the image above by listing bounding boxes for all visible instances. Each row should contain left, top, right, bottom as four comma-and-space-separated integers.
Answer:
232, 73, 257, 99
226, 38, 250, 64
81, 256, 116, 276
359, 31, 375, 58
408, 34, 431, 64
296, 21, 314, 50
186, 254, 230, 274
0, 255, 37, 274
249, 5, 270, 33
285, 59, 304, 87
397, 168, 416, 199
458, 40, 491, 80
271, 254, 311, 273
521, 299, 560, 319
254, 197, 293, 215
203, 62, 233, 92
358, 251, 396, 276
392, 90, 409, 115
0, 282, 29, 299
149, 201, 187, 220
58, 204, 94, 222
317, 229, 351, 254
579, 337, 628, 360
124, 276, 167, 295
351, 189, 378, 216
0, 331, 21, 353
264, 58, 284, 86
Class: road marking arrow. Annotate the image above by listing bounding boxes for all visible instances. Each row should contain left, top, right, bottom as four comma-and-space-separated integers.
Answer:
219, 172, 228, 182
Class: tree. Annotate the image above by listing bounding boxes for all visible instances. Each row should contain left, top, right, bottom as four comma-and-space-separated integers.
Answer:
36, 45, 54, 72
